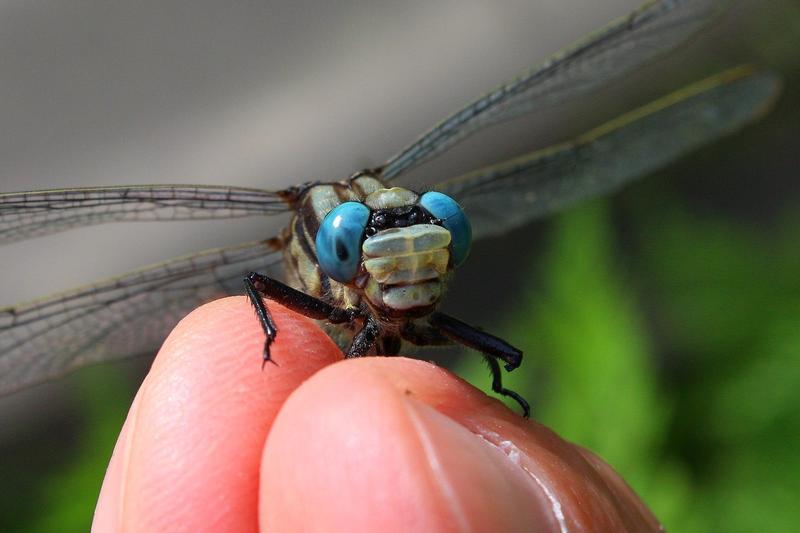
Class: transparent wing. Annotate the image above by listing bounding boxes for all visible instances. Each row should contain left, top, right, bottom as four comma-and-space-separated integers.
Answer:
382, 0, 724, 180
436, 66, 780, 241
0, 239, 284, 394
0, 184, 290, 244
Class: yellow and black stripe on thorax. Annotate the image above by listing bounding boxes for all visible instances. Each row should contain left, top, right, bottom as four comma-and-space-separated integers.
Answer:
282, 174, 386, 311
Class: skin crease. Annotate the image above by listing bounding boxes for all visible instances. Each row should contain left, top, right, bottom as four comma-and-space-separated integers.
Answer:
92, 296, 662, 532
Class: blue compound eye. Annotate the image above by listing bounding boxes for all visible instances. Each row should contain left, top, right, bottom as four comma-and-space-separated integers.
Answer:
419, 191, 472, 267
315, 202, 370, 283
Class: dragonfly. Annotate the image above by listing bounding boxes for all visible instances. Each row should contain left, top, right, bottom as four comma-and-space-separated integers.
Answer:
0, 0, 780, 416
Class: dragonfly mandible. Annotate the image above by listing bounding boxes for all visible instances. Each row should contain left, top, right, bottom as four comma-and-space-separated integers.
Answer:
0, 0, 780, 416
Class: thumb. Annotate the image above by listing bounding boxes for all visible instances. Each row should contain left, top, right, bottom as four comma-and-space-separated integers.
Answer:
259, 358, 660, 532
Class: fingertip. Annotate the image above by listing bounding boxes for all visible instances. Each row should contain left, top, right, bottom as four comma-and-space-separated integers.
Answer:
95, 296, 341, 531
259, 358, 547, 532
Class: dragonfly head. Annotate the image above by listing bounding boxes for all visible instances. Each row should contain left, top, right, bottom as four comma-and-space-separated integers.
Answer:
315, 187, 472, 318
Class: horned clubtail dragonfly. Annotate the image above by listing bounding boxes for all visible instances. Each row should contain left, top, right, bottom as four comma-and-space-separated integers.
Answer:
0, 0, 780, 416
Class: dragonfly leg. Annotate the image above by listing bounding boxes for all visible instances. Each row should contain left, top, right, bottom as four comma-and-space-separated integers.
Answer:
244, 274, 279, 367
245, 272, 362, 365
484, 356, 530, 419
400, 321, 452, 346
345, 316, 380, 358
427, 312, 529, 418
377, 335, 402, 355
428, 312, 522, 371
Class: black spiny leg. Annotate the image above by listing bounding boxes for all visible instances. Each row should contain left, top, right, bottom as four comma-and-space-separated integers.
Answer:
346, 316, 380, 358
400, 321, 452, 347
428, 312, 529, 418
429, 313, 522, 371
484, 356, 531, 419
244, 274, 279, 367
245, 272, 361, 365
377, 335, 403, 356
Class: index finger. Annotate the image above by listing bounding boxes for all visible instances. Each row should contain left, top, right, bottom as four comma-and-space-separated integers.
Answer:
93, 296, 341, 532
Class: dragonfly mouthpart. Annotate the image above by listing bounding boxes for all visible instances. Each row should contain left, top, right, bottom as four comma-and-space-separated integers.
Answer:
362, 224, 451, 314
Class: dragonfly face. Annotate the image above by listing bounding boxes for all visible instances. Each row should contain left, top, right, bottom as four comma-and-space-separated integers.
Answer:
0, 0, 781, 417
286, 174, 470, 335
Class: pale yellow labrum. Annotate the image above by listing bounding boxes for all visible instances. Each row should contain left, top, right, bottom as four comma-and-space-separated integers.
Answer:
362, 224, 450, 257
363, 249, 449, 284
361, 223, 451, 311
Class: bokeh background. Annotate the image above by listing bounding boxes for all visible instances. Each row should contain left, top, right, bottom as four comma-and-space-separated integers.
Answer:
1, 0, 798, 530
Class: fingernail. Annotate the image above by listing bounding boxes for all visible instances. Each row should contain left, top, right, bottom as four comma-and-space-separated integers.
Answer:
403, 398, 560, 532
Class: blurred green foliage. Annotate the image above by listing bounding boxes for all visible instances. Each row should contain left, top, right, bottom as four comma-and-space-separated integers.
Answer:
460, 194, 800, 531
41, 374, 130, 532
12, 367, 132, 532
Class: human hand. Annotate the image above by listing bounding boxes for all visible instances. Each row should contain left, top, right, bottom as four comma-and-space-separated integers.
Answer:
92, 296, 661, 532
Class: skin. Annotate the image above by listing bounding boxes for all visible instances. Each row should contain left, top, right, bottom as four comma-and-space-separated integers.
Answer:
92, 296, 662, 532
